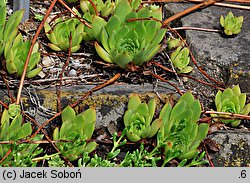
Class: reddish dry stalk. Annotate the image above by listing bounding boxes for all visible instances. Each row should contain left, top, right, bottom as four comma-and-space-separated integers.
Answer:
179, 74, 225, 91
173, 26, 221, 33
127, 17, 164, 25
1, 74, 15, 103
144, 0, 250, 10
205, 111, 250, 120
152, 61, 225, 90
58, 0, 92, 28
211, 2, 250, 10
0, 147, 12, 164
202, 142, 214, 167
143, 0, 250, 3
0, 140, 75, 145
88, 0, 99, 15
149, 72, 183, 95
31, 73, 121, 138
23, 112, 73, 166
163, 0, 222, 25
16, 0, 59, 105
57, 34, 72, 113
0, 100, 8, 109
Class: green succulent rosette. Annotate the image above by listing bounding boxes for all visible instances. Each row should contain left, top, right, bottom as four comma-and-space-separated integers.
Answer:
4, 33, 41, 78
93, 0, 167, 69
53, 106, 97, 161
158, 91, 209, 162
0, 104, 43, 166
44, 17, 87, 52
213, 85, 250, 127
220, 11, 243, 36
0, 2, 41, 78
170, 46, 193, 74
0, 2, 24, 57
124, 94, 162, 142
80, 0, 115, 17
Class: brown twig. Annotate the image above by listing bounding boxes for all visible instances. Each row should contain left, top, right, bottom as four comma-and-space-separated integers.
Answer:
127, 17, 164, 25
163, 0, 223, 25
179, 74, 225, 90
23, 112, 73, 166
151, 61, 225, 90
16, 0, 59, 105
173, 26, 222, 33
205, 111, 250, 120
143, 0, 250, 3
210, 2, 250, 10
0, 147, 12, 164
0, 100, 8, 109
88, 0, 99, 16
0, 140, 74, 145
149, 72, 183, 95
202, 142, 214, 167
1, 73, 15, 103
57, 34, 72, 113
143, 0, 250, 10
31, 73, 121, 138
58, 0, 92, 28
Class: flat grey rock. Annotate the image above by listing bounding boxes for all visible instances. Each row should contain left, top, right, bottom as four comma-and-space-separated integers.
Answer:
165, 3, 250, 92
208, 130, 250, 167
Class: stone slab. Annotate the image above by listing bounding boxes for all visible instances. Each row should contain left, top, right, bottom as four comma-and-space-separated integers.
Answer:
165, 3, 250, 93
208, 130, 250, 167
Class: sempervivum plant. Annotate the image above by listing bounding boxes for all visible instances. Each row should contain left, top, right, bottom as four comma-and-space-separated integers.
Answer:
157, 91, 209, 165
213, 85, 250, 127
0, 2, 24, 56
0, 104, 43, 166
124, 94, 162, 142
93, 0, 167, 69
4, 33, 41, 78
44, 17, 87, 52
170, 46, 193, 74
53, 106, 97, 161
220, 11, 243, 36
80, 0, 115, 17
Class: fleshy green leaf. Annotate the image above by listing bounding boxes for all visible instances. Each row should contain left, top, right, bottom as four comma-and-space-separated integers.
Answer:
114, 52, 132, 69
148, 118, 162, 138
94, 41, 112, 63
128, 94, 141, 111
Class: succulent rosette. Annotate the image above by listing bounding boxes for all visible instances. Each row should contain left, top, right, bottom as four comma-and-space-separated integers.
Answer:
53, 106, 97, 161
93, 0, 167, 69
44, 17, 87, 52
213, 85, 250, 127
80, 0, 115, 17
220, 11, 243, 36
158, 91, 209, 162
4, 33, 41, 78
170, 46, 193, 74
124, 94, 162, 142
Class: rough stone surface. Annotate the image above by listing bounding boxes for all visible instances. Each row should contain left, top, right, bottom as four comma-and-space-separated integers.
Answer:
208, 130, 250, 167
165, 3, 250, 93
0, 84, 175, 130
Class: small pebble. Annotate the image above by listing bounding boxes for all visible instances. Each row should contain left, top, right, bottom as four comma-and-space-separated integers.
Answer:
68, 69, 77, 77
42, 56, 53, 67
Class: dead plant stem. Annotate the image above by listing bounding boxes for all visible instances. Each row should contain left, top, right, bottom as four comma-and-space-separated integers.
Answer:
31, 73, 121, 138
58, 0, 92, 28
205, 111, 250, 120
16, 0, 58, 105
163, 0, 223, 25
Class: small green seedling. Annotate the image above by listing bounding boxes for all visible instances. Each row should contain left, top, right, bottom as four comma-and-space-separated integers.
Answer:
220, 11, 243, 36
